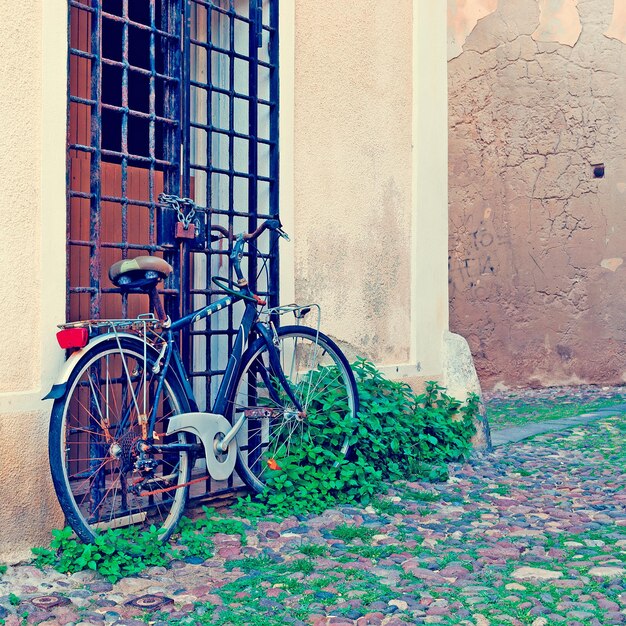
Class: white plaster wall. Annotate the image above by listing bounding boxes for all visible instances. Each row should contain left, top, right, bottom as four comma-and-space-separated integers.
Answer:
0, 0, 67, 562
292, 0, 414, 367
414, 0, 450, 379
290, 0, 450, 382
0, 3, 42, 393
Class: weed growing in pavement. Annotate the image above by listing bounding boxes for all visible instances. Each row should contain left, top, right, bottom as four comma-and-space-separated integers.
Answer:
225, 554, 275, 573
282, 557, 316, 575
330, 523, 377, 543
516, 467, 534, 476
395, 525, 409, 542
486, 393, 625, 430
404, 489, 440, 503
298, 543, 328, 557
347, 544, 397, 560
32, 507, 247, 582
370, 497, 407, 515
489, 484, 511, 496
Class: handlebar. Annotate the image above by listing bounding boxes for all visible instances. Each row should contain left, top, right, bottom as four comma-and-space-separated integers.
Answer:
210, 219, 289, 243
158, 194, 286, 306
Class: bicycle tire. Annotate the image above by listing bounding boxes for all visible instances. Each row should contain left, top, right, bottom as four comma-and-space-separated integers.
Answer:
48, 336, 191, 543
229, 325, 359, 492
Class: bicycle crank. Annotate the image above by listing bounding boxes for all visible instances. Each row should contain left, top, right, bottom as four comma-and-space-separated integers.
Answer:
166, 412, 236, 481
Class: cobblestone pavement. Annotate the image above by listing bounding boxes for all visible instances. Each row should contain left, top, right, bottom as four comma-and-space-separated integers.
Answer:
1, 407, 625, 625
483, 385, 626, 432
483, 384, 626, 408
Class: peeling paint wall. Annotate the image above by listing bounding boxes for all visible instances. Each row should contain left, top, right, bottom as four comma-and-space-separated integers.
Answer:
448, 0, 498, 59
533, 0, 582, 46
448, 0, 626, 389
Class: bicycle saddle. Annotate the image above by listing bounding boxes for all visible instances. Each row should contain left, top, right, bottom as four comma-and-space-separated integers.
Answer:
109, 256, 173, 292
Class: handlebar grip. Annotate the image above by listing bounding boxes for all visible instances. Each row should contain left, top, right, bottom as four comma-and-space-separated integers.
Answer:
244, 219, 280, 241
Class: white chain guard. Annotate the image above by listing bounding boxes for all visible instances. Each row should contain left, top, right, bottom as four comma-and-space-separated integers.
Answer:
166, 412, 236, 481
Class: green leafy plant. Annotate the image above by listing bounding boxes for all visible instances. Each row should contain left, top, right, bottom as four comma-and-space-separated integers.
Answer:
32, 508, 248, 582
176, 517, 215, 560
8, 593, 20, 606
0, 564, 6, 577
32, 525, 173, 582
255, 358, 478, 515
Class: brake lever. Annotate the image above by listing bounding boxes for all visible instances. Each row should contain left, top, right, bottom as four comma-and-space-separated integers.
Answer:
276, 227, 290, 241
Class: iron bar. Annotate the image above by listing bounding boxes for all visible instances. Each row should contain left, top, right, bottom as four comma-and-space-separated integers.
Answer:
89, 2, 103, 319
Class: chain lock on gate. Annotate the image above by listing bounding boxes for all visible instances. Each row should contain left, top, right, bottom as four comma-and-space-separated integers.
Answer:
157, 193, 207, 249
162, 193, 197, 240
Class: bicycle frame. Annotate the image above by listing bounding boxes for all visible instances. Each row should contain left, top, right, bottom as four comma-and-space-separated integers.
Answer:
154, 294, 255, 425
149, 301, 303, 443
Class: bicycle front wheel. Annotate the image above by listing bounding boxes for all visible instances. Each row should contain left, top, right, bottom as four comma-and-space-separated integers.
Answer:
48, 336, 191, 543
231, 325, 359, 492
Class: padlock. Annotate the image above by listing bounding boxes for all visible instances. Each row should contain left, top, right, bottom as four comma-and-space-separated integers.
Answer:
175, 221, 196, 240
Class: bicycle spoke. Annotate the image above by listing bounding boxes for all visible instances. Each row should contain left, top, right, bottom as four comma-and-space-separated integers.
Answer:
304, 370, 345, 408
232, 327, 356, 493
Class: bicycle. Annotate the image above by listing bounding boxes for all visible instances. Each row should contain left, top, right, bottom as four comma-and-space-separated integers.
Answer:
45, 195, 359, 544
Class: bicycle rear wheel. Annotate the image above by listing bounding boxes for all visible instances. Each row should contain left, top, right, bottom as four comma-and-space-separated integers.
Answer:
230, 325, 359, 492
48, 336, 191, 543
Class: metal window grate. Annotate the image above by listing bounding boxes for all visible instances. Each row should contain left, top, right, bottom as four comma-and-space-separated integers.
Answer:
67, 0, 279, 502
183, 0, 280, 410
67, 0, 183, 322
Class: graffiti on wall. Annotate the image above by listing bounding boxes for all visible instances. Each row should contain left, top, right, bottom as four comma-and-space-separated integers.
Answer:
449, 207, 509, 299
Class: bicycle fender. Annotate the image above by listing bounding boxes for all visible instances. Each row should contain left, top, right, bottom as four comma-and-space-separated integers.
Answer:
41, 332, 146, 401
43, 383, 67, 401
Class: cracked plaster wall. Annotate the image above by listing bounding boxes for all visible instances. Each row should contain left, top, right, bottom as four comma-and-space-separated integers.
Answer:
448, 0, 626, 389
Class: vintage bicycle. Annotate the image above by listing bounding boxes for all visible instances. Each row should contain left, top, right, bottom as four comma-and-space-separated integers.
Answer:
45, 195, 359, 543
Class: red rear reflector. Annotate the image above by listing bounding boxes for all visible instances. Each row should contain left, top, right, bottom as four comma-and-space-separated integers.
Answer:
56, 328, 89, 350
